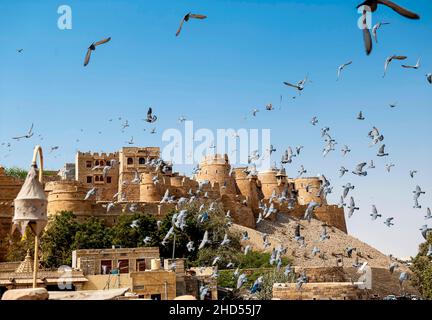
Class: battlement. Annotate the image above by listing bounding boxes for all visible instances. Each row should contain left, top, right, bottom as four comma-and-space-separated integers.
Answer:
76, 152, 119, 159
199, 154, 230, 166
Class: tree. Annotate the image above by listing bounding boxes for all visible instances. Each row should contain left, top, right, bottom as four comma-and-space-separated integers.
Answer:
4, 167, 27, 180
256, 269, 296, 300
41, 211, 80, 267
111, 213, 159, 248
410, 233, 432, 299
3, 230, 35, 262
73, 217, 113, 250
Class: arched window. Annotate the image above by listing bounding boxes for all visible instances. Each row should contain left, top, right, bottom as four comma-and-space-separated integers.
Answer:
127, 158, 133, 165
95, 160, 100, 166
139, 158, 145, 165
100, 160, 105, 166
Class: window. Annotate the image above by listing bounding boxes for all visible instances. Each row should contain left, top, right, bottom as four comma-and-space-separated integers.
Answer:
127, 158, 133, 165
100, 160, 105, 166
136, 259, 146, 272
118, 260, 129, 274
86, 161, 92, 168
95, 160, 100, 166
99, 176, 104, 182
95, 176, 100, 182
101, 260, 112, 275
87, 176, 92, 184
107, 177, 112, 184
139, 158, 145, 165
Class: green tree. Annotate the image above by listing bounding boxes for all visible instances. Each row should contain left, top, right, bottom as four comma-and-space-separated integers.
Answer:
4, 167, 27, 180
111, 213, 159, 248
3, 230, 35, 262
410, 233, 432, 299
73, 217, 113, 250
40, 211, 80, 267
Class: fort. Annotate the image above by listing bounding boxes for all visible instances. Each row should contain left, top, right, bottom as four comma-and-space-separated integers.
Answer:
0, 146, 347, 261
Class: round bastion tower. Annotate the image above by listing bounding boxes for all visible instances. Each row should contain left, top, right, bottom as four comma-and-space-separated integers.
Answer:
195, 154, 237, 195
45, 181, 93, 218
257, 168, 290, 200
233, 168, 260, 214
139, 172, 162, 203
293, 177, 327, 205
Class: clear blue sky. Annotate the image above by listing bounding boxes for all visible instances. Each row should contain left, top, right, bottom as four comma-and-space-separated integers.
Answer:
1, 0, 431, 258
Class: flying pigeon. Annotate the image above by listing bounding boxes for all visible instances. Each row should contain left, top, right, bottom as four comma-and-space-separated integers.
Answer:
357, 0, 419, 55
384, 217, 394, 227
370, 205, 382, 220
402, 58, 421, 69
176, 12, 207, 37
83, 37, 111, 66
352, 162, 368, 176
337, 61, 352, 80
372, 21, 390, 43
383, 55, 408, 77
347, 197, 359, 218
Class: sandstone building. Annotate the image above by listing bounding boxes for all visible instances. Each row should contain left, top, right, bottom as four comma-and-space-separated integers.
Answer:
0, 146, 347, 261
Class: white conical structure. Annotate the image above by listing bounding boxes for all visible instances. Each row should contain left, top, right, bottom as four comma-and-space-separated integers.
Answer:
13, 164, 48, 237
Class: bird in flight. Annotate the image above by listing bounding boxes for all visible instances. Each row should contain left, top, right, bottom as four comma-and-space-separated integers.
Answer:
13, 123, 34, 140
283, 75, 308, 93
426, 73, 432, 84
357, 1, 420, 55
337, 61, 352, 80
357, 0, 420, 19
83, 37, 111, 67
372, 22, 390, 43
402, 58, 420, 69
17, 49, 23, 53
383, 55, 407, 77
145, 107, 158, 123
176, 12, 207, 37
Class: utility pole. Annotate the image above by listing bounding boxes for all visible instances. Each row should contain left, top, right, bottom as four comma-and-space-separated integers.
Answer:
172, 233, 176, 260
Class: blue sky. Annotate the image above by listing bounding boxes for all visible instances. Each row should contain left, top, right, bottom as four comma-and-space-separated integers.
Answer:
1, 0, 431, 258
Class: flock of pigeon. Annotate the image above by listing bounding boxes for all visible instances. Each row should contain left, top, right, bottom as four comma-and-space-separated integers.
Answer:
3, 2, 432, 296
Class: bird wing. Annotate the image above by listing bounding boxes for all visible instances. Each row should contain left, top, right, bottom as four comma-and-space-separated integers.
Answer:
283, 82, 299, 89
28, 123, 34, 135
378, 0, 420, 19
363, 27, 372, 56
393, 55, 407, 60
94, 37, 111, 46
189, 14, 207, 19
175, 17, 185, 37
83, 48, 92, 66
357, 162, 367, 171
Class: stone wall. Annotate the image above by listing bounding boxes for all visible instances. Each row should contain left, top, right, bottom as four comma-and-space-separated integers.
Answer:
273, 282, 366, 300
0, 167, 23, 261
75, 152, 119, 201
